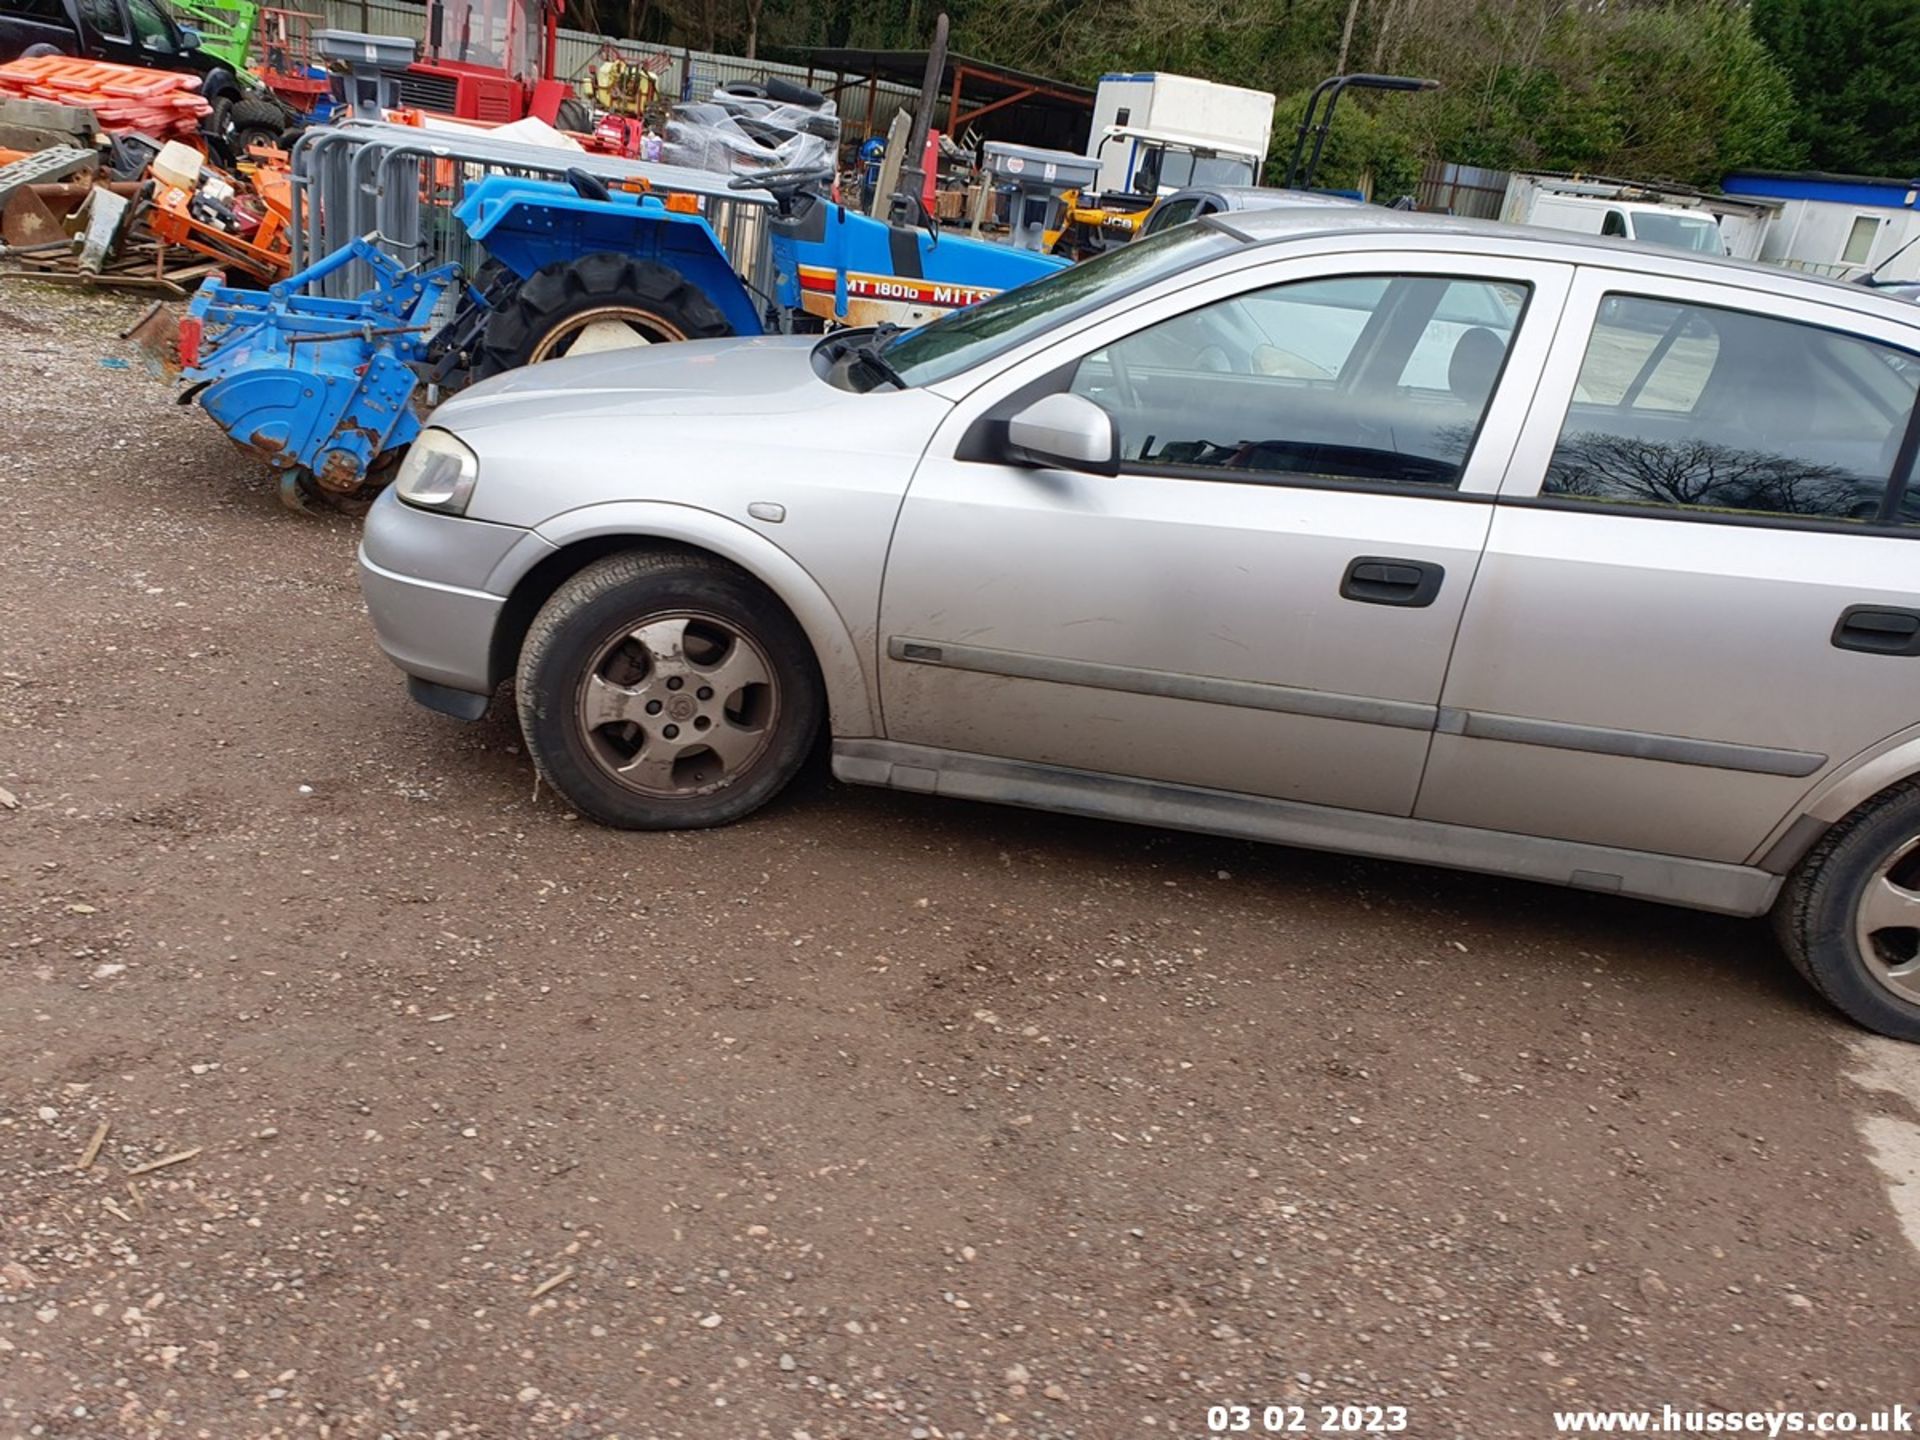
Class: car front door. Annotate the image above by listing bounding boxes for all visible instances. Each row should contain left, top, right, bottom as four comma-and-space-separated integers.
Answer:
875, 249, 1573, 816
1417, 268, 1920, 864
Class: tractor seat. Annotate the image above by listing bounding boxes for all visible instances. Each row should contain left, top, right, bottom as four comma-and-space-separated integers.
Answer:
564, 167, 613, 203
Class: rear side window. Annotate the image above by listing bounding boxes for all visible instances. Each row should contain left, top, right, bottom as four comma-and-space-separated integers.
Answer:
9, 0, 67, 20
1546, 294, 1920, 525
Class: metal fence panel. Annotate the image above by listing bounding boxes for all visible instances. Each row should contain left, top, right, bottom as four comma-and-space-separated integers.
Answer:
1417, 160, 1509, 219
289, 118, 775, 301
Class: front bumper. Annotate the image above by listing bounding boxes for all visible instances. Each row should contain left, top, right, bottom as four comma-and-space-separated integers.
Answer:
357, 488, 536, 714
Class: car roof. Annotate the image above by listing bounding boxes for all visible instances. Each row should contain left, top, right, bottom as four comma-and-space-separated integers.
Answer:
1208, 206, 1920, 328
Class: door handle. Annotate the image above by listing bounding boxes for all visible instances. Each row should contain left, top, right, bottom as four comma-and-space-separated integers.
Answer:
1340, 556, 1445, 608
1833, 605, 1920, 656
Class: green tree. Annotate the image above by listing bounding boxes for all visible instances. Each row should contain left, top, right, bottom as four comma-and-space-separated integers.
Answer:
1596, 4, 1801, 183
1753, 0, 1920, 174
612, 0, 1810, 189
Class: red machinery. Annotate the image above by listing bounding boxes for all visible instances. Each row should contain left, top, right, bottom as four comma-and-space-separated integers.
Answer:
399, 0, 586, 129
254, 8, 331, 115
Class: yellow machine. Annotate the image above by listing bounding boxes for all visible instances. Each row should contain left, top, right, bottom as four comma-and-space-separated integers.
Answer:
1042, 127, 1264, 258
1042, 188, 1148, 258
588, 55, 658, 116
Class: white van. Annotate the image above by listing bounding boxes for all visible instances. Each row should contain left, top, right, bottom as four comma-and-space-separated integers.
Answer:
1526, 195, 1727, 255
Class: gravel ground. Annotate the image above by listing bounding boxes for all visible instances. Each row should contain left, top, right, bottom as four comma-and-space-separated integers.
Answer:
2, 283, 1918, 1440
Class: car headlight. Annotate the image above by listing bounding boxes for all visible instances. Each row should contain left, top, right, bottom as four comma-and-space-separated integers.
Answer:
393, 428, 479, 515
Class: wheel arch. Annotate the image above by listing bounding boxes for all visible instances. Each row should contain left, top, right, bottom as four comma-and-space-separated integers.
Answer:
456, 179, 767, 337
198, 65, 241, 105
487, 503, 877, 737
1756, 722, 1920, 874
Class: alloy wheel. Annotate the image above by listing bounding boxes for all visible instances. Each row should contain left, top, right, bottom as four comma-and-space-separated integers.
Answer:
573, 611, 779, 799
1854, 835, 1920, 1004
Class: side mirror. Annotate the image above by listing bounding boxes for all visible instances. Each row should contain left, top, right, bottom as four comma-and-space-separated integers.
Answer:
177, 24, 201, 48
1004, 392, 1120, 477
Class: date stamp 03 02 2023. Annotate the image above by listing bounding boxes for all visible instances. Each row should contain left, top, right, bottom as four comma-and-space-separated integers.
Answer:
1206, 1403, 1412, 1434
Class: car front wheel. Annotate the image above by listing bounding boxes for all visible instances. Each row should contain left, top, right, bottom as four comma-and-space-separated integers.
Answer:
1775, 781, 1920, 1041
515, 551, 822, 829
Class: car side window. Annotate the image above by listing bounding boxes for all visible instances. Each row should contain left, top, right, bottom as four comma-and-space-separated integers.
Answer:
1546, 294, 1920, 525
1068, 273, 1528, 490
79, 0, 127, 37
1602, 211, 1627, 238
127, 0, 175, 48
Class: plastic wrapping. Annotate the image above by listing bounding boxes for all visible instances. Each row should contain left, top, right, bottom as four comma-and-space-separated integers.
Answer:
660, 82, 840, 178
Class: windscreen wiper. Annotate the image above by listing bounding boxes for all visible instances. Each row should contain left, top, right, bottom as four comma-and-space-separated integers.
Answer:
851, 323, 905, 390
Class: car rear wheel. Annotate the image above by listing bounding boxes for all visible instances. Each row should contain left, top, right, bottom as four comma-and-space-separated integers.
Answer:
473, 252, 732, 381
516, 551, 821, 829
1774, 781, 1920, 1041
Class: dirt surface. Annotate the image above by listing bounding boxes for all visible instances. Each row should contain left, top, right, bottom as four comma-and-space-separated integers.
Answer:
2, 284, 1918, 1440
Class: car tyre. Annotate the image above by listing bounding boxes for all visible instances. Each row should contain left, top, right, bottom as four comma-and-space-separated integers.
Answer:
473, 252, 733, 380
516, 550, 822, 830
1774, 780, 1920, 1041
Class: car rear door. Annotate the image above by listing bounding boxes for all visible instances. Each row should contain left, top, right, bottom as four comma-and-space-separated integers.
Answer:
1417, 267, 1920, 864
876, 248, 1573, 817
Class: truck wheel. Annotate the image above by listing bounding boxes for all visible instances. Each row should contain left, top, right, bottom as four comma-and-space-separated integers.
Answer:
472, 252, 732, 380
227, 95, 292, 159
1774, 780, 1920, 1041
555, 95, 592, 133
516, 550, 823, 830
21, 42, 65, 56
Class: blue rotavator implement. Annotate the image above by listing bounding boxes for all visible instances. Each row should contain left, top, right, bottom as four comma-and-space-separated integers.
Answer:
181, 238, 461, 503
175, 161, 1069, 510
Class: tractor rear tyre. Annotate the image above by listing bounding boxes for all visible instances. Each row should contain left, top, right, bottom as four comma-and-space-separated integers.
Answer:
472, 252, 733, 381
555, 95, 592, 133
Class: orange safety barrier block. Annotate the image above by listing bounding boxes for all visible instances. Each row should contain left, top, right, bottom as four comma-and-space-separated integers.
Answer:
0, 56, 210, 139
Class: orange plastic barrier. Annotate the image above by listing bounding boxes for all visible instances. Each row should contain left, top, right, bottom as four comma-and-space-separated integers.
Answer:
0, 56, 211, 139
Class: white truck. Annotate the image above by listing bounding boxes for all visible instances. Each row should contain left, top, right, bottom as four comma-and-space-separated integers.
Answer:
1523, 193, 1728, 255
1087, 72, 1278, 198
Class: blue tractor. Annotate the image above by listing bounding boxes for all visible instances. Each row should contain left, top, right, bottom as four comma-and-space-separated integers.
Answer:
178, 151, 1068, 509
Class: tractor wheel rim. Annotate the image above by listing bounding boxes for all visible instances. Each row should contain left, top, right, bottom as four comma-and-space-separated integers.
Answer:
1855, 834, 1920, 1005
531, 306, 689, 362
574, 609, 780, 800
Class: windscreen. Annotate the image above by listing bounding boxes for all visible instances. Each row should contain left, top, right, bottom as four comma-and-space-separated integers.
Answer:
1632, 212, 1725, 255
881, 223, 1239, 390
1137, 146, 1258, 192
440, 0, 533, 78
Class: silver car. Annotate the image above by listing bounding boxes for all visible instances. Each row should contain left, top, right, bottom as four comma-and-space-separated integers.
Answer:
359, 210, 1920, 1041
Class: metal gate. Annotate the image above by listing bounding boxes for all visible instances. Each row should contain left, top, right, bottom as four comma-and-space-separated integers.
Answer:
287, 119, 775, 303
